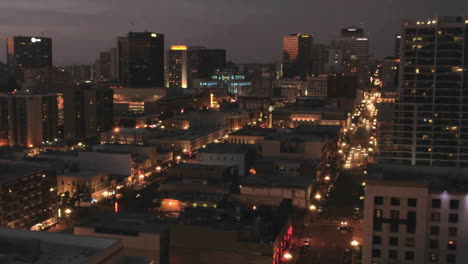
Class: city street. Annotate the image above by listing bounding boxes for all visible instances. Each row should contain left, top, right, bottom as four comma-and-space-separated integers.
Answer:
294, 90, 381, 264
296, 223, 353, 264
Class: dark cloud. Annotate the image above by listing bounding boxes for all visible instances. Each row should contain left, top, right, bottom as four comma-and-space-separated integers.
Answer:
0, 0, 466, 65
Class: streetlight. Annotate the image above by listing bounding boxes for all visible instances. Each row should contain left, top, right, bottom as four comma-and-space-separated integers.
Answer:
351, 240, 359, 247
309, 205, 316, 211
315, 193, 322, 200
64, 208, 72, 214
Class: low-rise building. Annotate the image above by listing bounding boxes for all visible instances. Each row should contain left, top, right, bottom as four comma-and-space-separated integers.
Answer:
227, 127, 275, 145
233, 174, 314, 208
0, 227, 130, 264
272, 99, 347, 128
74, 210, 169, 264
100, 128, 146, 145
197, 143, 256, 177
0, 162, 57, 230
160, 163, 236, 210
57, 171, 110, 200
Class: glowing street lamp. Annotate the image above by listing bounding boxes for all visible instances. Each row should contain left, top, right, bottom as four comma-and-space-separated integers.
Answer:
351, 240, 360, 247
309, 205, 316, 211
315, 193, 322, 200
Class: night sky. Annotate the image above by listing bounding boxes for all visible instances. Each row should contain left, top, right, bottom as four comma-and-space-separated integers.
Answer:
0, 0, 466, 65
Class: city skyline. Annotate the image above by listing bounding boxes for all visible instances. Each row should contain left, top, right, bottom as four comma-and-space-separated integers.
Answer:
0, 0, 467, 65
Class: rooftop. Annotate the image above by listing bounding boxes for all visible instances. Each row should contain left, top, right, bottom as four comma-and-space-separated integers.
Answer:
0, 227, 121, 264
367, 164, 468, 193
0, 162, 49, 183
76, 210, 168, 235
198, 143, 254, 154
242, 174, 315, 188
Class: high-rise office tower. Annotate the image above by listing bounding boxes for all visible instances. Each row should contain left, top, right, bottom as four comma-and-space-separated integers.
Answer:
109, 48, 119, 82
95, 51, 112, 82
331, 28, 369, 65
168, 46, 226, 88
394, 34, 402, 58
0, 93, 58, 147
380, 16, 468, 167
118, 32, 164, 88
64, 85, 114, 141
282, 33, 313, 78
194, 48, 226, 79
311, 44, 329, 76
7, 36, 52, 82
168, 45, 189, 88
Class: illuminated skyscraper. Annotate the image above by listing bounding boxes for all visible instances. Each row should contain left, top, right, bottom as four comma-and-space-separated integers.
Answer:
118, 32, 164, 88
331, 28, 369, 65
168, 46, 226, 88
168, 45, 189, 88
380, 16, 468, 167
7, 36, 52, 82
282, 33, 313, 78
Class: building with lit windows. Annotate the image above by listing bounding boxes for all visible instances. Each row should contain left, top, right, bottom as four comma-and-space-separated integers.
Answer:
118, 32, 165, 88
169, 45, 227, 89
57, 171, 110, 201
168, 45, 189, 88
379, 16, 468, 167
306, 74, 328, 98
0, 93, 58, 147
0, 162, 57, 230
331, 28, 369, 65
282, 33, 313, 78
7, 36, 52, 82
64, 85, 114, 141
363, 164, 468, 264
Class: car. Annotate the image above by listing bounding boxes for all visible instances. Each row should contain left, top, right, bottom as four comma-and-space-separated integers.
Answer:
338, 226, 353, 232
301, 238, 311, 247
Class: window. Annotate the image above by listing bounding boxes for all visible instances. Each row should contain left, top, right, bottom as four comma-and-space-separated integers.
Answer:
447, 240, 456, 250
449, 199, 459, 209
406, 238, 415, 247
391, 197, 400, 206
408, 198, 417, 207
374, 196, 383, 205
449, 214, 458, 223
388, 250, 398, 259
446, 254, 456, 263
405, 251, 415, 260
373, 221, 382, 232
390, 222, 399, 233
373, 236, 382, 245
430, 226, 440, 236
448, 227, 457, 237
391, 210, 400, 219
389, 237, 399, 246
372, 249, 381, 258
432, 199, 441, 208
429, 253, 438, 262
407, 211, 416, 234
431, 213, 440, 222
374, 209, 383, 218
429, 239, 439, 249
